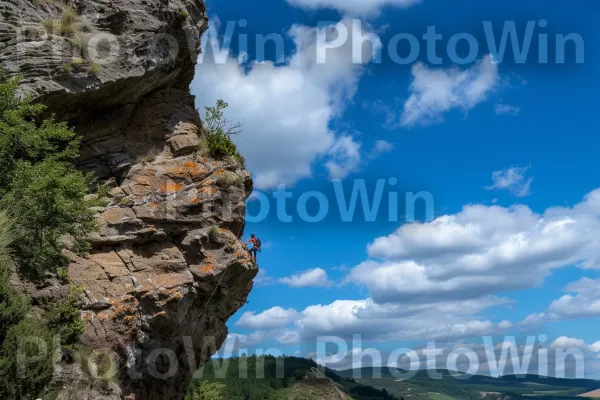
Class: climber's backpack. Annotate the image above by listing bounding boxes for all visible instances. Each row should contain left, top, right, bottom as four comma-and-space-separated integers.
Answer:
255, 237, 262, 249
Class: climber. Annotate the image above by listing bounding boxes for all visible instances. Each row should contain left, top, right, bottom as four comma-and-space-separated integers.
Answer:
244, 233, 261, 263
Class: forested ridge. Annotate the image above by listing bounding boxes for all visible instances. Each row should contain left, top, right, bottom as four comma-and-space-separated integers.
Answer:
187, 356, 402, 400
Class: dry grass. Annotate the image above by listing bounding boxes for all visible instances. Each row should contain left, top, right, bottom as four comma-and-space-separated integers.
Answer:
216, 171, 243, 189
136, 147, 160, 164
60, 6, 78, 25
40, 5, 80, 37
207, 225, 219, 240
87, 62, 101, 75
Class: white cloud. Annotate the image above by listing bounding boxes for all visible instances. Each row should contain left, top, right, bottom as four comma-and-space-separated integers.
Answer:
326, 138, 395, 179
352, 188, 600, 305
236, 306, 300, 330
498, 320, 513, 329
368, 140, 394, 159
286, 0, 421, 16
240, 188, 600, 347
519, 312, 548, 327
279, 267, 334, 288
551, 336, 587, 350
521, 277, 600, 324
589, 342, 600, 353
495, 104, 521, 116
254, 269, 275, 287
239, 296, 511, 344
486, 165, 533, 197
326, 136, 362, 179
193, 19, 378, 189
308, 338, 600, 379
401, 55, 499, 127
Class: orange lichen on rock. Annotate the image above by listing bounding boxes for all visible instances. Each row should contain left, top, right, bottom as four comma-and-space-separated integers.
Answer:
154, 311, 166, 317
167, 161, 208, 178
109, 296, 139, 320
160, 181, 185, 193
201, 263, 214, 273
191, 197, 200, 204
199, 186, 217, 195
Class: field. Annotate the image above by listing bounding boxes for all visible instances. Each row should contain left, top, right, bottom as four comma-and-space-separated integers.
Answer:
336, 368, 600, 400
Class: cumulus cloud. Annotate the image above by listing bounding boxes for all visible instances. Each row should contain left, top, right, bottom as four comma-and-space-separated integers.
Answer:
521, 277, 600, 325
279, 268, 334, 288
238, 296, 511, 344
551, 336, 587, 350
236, 307, 300, 330
286, 0, 421, 16
589, 342, 600, 353
548, 278, 600, 319
193, 18, 378, 189
326, 136, 362, 179
352, 188, 600, 305
326, 138, 395, 179
486, 165, 533, 197
495, 104, 521, 116
240, 188, 600, 346
254, 269, 275, 287
401, 55, 499, 127
314, 339, 600, 379
368, 140, 394, 159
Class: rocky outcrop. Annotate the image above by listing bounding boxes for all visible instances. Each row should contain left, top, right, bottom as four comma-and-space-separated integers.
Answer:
1, 0, 258, 399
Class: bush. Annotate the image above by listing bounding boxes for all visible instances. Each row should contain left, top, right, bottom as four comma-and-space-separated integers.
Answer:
202, 100, 245, 166
5, 160, 96, 277
0, 211, 54, 399
186, 381, 226, 400
0, 317, 54, 399
46, 286, 85, 347
0, 69, 96, 279
0, 212, 29, 343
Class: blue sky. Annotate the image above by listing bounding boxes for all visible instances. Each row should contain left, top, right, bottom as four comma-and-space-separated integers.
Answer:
190, 0, 600, 377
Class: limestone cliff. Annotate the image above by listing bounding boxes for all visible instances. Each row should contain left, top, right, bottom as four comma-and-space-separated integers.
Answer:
1, 0, 257, 399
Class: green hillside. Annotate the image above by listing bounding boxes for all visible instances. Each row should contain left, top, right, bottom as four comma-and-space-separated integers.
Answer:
186, 356, 401, 400
337, 367, 600, 400
186, 358, 600, 400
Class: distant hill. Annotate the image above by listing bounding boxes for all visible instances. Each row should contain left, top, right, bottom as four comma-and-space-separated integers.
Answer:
187, 356, 401, 399
186, 358, 600, 400
337, 367, 600, 400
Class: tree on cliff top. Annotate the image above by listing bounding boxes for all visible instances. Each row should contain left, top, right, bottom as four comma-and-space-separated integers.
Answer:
202, 99, 246, 166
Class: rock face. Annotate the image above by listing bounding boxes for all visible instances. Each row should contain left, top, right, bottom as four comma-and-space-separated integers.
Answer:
1, 0, 258, 399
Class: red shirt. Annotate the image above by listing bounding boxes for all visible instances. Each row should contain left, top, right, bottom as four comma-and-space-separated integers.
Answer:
248, 238, 258, 246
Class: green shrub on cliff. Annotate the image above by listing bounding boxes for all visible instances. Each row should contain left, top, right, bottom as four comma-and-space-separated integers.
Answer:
0, 69, 96, 278
0, 316, 55, 399
46, 286, 85, 347
0, 211, 29, 342
202, 99, 245, 166
0, 211, 55, 399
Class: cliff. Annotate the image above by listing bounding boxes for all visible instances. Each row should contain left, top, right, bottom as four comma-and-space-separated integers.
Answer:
1, 0, 257, 399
